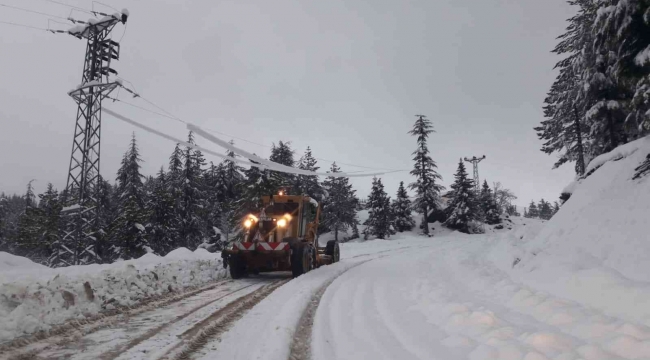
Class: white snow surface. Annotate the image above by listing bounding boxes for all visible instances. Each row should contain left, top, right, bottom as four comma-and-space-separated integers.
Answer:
0, 248, 226, 342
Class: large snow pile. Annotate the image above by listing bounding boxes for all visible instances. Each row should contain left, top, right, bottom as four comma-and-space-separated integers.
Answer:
513, 135, 650, 323
0, 248, 226, 342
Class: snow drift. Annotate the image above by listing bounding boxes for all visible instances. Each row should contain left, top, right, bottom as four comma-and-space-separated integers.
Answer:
0, 248, 226, 342
514, 135, 650, 323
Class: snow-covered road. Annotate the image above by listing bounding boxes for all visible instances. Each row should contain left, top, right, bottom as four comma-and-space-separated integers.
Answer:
200, 227, 650, 360
6, 227, 650, 360
313, 235, 650, 360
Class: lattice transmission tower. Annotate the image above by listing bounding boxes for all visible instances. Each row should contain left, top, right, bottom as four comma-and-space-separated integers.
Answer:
56, 11, 129, 266
463, 155, 486, 192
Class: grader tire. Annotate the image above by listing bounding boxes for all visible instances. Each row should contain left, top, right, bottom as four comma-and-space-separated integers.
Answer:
326, 240, 340, 263
229, 255, 246, 279
291, 243, 313, 278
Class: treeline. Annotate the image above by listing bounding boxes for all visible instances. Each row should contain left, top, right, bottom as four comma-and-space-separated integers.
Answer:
523, 199, 560, 220
0, 134, 361, 267
361, 116, 520, 238
538, 0, 650, 179
0, 115, 522, 267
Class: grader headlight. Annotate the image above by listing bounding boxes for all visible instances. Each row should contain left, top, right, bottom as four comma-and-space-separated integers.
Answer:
277, 218, 287, 228
244, 219, 252, 228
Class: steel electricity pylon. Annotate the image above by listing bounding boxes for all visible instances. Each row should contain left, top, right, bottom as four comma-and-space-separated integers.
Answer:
463, 155, 486, 192
56, 11, 128, 266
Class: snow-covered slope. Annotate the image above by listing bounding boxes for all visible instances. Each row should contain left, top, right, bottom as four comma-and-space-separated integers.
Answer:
0, 248, 226, 342
511, 135, 650, 323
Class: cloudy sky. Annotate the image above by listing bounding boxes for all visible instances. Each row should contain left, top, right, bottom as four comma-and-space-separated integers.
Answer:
0, 0, 576, 206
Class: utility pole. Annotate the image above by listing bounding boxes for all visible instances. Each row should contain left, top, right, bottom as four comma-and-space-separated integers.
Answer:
55, 11, 129, 266
464, 155, 486, 192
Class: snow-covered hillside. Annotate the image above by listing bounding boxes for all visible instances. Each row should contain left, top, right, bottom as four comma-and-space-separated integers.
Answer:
505, 135, 650, 323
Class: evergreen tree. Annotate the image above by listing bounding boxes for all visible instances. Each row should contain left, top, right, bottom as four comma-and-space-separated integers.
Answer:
538, 199, 554, 220
392, 181, 415, 232
363, 177, 394, 239
594, 0, 650, 141
16, 181, 40, 259
444, 160, 479, 233
295, 147, 325, 201
524, 208, 529, 218
321, 163, 360, 241
269, 141, 295, 193
537, 0, 596, 175
527, 201, 539, 218
110, 134, 149, 260
240, 158, 276, 216
408, 115, 444, 235
0, 195, 7, 252
214, 148, 245, 246
479, 180, 501, 225
37, 184, 61, 265
177, 132, 207, 250
553, 201, 561, 216
93, 177, 117, 264
147, 168, 178, 255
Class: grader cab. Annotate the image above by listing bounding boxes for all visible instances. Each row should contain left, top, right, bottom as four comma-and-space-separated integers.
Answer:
222, 192, 340, 279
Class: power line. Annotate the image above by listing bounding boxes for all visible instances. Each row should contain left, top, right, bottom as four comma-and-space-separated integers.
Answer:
0, 19, 49, 31
27, 0, 94, 15
0, 2, 69, 20
108, 77, 404, 172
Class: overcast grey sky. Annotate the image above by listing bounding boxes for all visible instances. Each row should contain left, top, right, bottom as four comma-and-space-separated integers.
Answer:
0, 0, 575, 206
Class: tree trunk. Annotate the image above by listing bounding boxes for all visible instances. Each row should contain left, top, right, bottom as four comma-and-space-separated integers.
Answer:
422, 204, 429, 235
573, 106, 586, 176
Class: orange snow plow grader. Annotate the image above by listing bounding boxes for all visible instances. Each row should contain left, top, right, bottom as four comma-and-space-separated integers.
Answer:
221, 192, 340, 279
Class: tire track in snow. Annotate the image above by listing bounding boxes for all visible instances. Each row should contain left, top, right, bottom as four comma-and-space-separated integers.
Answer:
97, 280, 268, 360
288, 246, 427, 360
161, 279, 290, 360
0, 279, 233, 359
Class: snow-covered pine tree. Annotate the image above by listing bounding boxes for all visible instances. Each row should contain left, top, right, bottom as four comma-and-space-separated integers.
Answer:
215, 147, 245, 246
523, 208, 529, 218
594, 0, 650, 141
166, 143, 185, 250
321, 163, 360, 241
392, 181, 415, 232
240, 158, 275, 215
295, 147, 325, 201
408, 115, 444, 235
538, 199, 554, 220
581, 0, 629, 155
178, 132, 207, 250
15, 181, 41, 259
537, 0, 595, 175
36, 183, 61, 265
553, 201, 561, 216
479, 180, 501, 225
147, 167, 178, 255
527, 201, 539, 218
203, 161, 224, 244
363, 177, 394, 239
93, 177, 118, 264
0, 195, 7, 252
444, 160, 479, 234
0, 193, 25, 255
269, 141, 295, 194
110, 134, 149, 260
